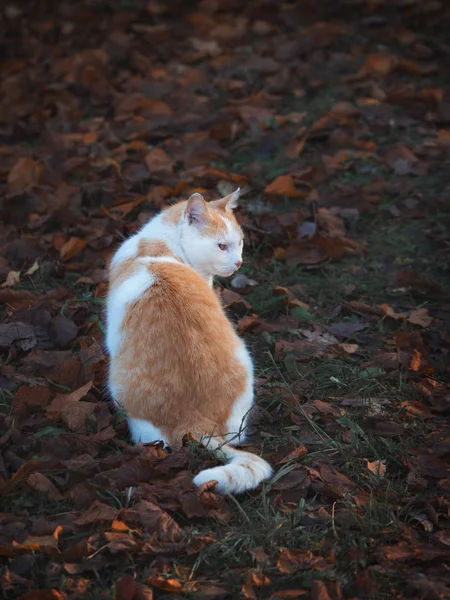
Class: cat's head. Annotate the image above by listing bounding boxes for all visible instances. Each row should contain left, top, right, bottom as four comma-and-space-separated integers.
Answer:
181, 189, 244, 277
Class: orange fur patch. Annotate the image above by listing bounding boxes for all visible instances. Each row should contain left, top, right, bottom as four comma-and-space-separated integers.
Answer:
110, 260, 247, 445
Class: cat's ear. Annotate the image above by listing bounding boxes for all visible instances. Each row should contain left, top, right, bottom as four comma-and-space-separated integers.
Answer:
186, 193, 208, 226
209, 188, 240, 213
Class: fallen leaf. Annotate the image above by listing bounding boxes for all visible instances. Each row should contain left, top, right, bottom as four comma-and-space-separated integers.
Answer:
145, 147, 175, 175
366, 460, 386, 478
25, 260, 40, 276
276, 444, 308, 465
27, 473, 63, 501
73, 500, 118, 526
408, 308, 433, 328
362, 417, 405, 437
60, 237, 88, 262
8, 158, 41, 195
1, 270, 21, 288
327, 322, 368, 338
264, 175, 305, 198
359, 53, 395, 77
437, 129, 450, 147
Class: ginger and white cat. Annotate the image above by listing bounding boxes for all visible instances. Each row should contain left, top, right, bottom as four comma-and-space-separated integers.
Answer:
105, 189, 272, 494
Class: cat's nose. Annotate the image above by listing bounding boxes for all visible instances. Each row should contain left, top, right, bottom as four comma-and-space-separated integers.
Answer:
235, 260, 243, 269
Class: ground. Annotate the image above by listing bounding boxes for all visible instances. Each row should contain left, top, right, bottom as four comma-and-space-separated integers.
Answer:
0, 1, 450, 599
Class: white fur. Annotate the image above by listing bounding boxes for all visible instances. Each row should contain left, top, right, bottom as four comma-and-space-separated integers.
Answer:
224, 342, 254, 444
128, 418, 167, 444
110, 235, 140, 269
191, 341, 272, 495
105, 267, 155, 357
193, 443, 273, 495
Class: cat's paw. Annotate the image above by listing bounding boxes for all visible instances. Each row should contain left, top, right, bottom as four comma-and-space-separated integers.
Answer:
193, 467, 231, 495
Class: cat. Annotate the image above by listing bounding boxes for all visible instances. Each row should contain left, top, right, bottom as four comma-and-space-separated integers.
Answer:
105, 189, 272, 494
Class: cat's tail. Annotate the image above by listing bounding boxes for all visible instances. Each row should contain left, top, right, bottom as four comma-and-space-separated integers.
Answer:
192, 441, 273, 495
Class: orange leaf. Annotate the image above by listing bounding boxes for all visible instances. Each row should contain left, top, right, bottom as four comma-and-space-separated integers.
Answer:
104, 196, 146, 220
410, 349, 421, 372
359, 53, 395, 77
83, 132, 98, 144
276, 444, 308, 465
265, 175, 304, 198
379, 304, 406, 320
148, 578, 183, 592
237, 315, 259, 333
60, 237, 87, 262
437, 130, 450, 148
366, 460, 386, 478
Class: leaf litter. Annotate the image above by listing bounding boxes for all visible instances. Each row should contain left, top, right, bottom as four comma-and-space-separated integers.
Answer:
0, 0, 450, 599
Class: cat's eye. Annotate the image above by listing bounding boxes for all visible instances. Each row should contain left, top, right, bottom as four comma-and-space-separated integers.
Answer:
218, 243, 228, 251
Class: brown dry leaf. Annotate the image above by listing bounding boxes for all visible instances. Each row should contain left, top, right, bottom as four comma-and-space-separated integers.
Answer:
315, 233, 359, 260
27, 473, 63, 501
105, 196, 146, 220
14, 385, 52, 414
7, 157, 41, 195
436, 129, 450, 147
276, 444, 308, 465
137, 500, 182, 542
13, 526, 62, 558
237, 315, 259, 333
359, 53, 395, 77
74, 500, 118, 526
410, 349, 422, 372
418, 88, 444, 104
147, 578, 183, 593
330, 101, 361, 118
145, 147, 175, 175
366, 460, 386, 478
310, 581, 332, 600
316, 208, 346, 237
379, 304, 406, 320
83, 132, 98, 144
408, 308, 433, 328
221, 289, 252, 310
47, 381, 95, 432
401, 400, 432, 419
114, 574, 137, 600
264, 175, 305, 198
60, 237, 88, 262
362, 417, 405, 437
1, 459, 44, 495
